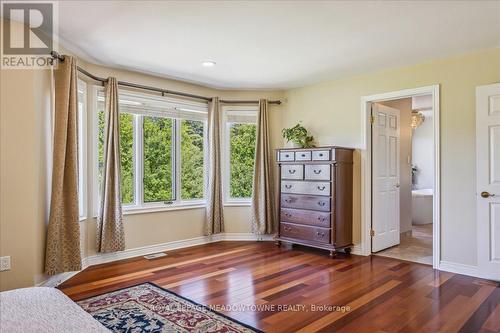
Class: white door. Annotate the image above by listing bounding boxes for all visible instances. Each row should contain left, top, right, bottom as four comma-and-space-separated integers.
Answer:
372, 103, 401, 252
476, 83, 500, 281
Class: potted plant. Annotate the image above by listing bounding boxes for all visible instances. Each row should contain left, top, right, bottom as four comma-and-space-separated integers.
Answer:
282, 123, 315, 148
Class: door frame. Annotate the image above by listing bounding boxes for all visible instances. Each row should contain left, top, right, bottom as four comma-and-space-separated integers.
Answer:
359, 85, 440, 269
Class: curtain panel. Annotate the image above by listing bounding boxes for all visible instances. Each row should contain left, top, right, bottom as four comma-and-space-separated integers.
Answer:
97, 77, 125, 252
205, 97, 224, 235
45, 56, 82, 275
251, 99, 276, 234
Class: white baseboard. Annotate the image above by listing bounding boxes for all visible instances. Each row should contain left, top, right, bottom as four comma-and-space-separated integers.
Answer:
83, 233, 273, 267
351, 244, 364, 255
38, 233, 273, 287
37, 271, 80, 287
37, 234, 366, 288
438, 261, 479, 278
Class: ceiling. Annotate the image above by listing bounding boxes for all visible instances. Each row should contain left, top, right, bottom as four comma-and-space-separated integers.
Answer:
55, 1, 500, 89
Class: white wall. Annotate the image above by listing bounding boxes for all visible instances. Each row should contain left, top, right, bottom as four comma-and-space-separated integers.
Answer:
412, 110, 434, 190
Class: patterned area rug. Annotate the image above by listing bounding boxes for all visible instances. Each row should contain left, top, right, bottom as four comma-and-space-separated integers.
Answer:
77, 282, 262, 333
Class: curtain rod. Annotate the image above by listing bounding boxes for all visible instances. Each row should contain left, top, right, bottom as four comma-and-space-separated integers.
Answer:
50, 51, 281, 105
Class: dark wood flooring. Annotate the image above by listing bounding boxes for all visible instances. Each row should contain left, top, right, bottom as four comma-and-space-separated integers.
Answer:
59, 241, 500, 333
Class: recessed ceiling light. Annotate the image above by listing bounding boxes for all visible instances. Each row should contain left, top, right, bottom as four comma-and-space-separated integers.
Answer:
202, 60, 216, 67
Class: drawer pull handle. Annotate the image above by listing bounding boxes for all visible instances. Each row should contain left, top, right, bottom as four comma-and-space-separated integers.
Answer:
317, 186, 326, 191
288, 169, 296, 174
313, 169, 322, 174
285, 154, 289, 158
316, 232, 326, 237
318, 201, 326, 206
317, 216, 326, 222
285, 184, 292, 189
319, 153, 323, 157
301, 154, 306, 157
284, 199, 291, 203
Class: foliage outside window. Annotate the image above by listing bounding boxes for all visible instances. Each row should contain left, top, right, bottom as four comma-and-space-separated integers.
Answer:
143, 116, 173, 202
97, 109, 135, 205
229, 123, 256, 198
224, 109, 258, 202
181, 120, 205, 200
96, 90, 207, 211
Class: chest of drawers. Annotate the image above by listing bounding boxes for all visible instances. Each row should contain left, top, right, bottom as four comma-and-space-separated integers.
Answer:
275, 147, 353, 257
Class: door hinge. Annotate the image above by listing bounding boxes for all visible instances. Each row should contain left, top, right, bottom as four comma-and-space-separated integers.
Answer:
370, 229, 375, 237
369, 115, 375, 124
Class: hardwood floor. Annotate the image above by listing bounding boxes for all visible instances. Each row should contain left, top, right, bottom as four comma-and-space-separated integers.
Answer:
59, 242, 499, 333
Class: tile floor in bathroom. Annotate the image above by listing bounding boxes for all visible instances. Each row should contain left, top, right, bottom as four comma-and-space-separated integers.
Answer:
375, 224, 433, 265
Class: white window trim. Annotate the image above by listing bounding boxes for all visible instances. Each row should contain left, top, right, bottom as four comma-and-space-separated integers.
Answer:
221, 105, 258, 206
77, 79, 88, 221
91, 87, 209, 216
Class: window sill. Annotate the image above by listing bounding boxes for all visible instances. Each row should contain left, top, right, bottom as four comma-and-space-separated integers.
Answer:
224, 201, 252, 207
123, 203, 206, 216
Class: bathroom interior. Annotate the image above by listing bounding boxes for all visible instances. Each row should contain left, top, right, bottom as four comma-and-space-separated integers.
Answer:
376, 94, 434, 265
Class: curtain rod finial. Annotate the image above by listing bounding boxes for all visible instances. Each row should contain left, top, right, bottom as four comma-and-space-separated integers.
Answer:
50, 51, 65, 61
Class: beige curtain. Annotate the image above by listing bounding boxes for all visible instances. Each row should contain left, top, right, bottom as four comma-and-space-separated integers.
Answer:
45, 56, 82, 275
205, 97, 224, 235
97, 77, 125, 252
251, 99, 276, 234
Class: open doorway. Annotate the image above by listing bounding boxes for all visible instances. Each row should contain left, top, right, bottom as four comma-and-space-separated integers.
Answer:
373, 96, 434, 265
360, 86, 440, 268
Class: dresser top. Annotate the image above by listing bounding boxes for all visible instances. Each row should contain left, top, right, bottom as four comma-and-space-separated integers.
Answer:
276, 146, 354, 151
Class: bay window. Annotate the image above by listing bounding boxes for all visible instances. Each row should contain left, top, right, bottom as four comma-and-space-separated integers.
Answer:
94, 89, 207, 212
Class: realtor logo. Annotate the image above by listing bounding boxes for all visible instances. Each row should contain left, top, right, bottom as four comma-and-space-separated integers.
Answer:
1, 1, 58, 69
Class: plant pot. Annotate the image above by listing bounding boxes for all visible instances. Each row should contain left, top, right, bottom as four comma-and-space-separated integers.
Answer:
286, 141, 301, 148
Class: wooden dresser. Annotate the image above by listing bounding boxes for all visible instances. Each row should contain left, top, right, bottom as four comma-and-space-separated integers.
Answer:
275, 147, 353, 257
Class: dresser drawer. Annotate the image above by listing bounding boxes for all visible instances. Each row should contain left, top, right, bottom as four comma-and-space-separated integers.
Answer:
280, 222, 330, 244
281, 181, 331, 196
281, 194, 331, 212
281, 208, 331, 228
295, 151, 312, 161
281, 165, 303, 180
305, 164, 331, 181
279, 151, 295, 162
312, 150, 330, 161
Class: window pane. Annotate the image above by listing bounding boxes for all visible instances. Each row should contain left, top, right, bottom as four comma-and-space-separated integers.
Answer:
119, 113, 135, 204
97, 109, 135, 205
181, 120, 204, 200
143, 116, 173, 202
229, 123, 256, 198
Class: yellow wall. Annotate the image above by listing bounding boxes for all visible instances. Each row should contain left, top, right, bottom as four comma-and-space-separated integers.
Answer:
0, 66, 53, 290
285, 48, 500, 265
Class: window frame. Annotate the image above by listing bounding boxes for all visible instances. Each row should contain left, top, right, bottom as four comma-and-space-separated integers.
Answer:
77, 79, 88, 221
222, 105, 258, 206
91, 87, 208, 215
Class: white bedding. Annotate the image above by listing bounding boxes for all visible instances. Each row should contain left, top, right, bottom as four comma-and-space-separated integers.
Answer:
0, 287, 109, 333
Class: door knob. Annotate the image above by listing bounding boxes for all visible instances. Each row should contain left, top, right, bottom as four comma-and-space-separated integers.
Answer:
395, 183, 400, 188
481, 191, 496, 198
